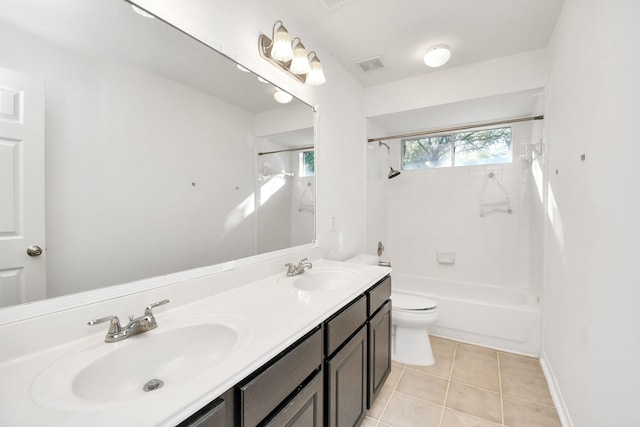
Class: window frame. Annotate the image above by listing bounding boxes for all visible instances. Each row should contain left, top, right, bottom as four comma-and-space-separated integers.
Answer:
401, 125, 513, 170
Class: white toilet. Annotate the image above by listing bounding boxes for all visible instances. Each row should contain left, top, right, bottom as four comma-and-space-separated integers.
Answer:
390, 292, 438, 366
346, 254, 439, 366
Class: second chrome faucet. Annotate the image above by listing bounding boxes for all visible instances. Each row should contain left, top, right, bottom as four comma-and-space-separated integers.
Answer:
88, 299, 169, 343
285, 258, 313, 277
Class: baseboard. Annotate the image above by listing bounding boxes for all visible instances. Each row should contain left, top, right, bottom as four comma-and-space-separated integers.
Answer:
539, 352, 574, 427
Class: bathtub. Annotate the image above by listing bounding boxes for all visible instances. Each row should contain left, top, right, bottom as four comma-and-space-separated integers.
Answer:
392, 274, 541, 356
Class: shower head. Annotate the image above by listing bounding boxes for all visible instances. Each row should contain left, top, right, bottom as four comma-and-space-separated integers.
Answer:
378, 141, 401, 179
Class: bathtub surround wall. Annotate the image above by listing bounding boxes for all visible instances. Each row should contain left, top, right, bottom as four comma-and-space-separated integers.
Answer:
369, 121, 541, 294
542, 0, 640, 426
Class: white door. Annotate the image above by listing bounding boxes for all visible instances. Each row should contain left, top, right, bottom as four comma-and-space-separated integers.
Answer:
0, 66, 46, 308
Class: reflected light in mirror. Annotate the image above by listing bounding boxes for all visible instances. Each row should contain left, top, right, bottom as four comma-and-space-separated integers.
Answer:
274, 89, 293, 104
260, 176, 286, 206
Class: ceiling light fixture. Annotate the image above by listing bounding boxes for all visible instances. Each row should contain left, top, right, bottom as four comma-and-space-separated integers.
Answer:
423, 44, 451, 68
259, 21, 326, 85
273, 89, 293, 104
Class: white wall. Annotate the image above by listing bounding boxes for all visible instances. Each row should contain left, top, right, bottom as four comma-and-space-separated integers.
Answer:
543, 0, 640, 426
135, 0, 367, 261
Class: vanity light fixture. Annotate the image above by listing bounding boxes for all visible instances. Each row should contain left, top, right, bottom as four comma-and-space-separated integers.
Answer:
307, 52, 326, 85
424, 44, 451, 68
259, 21, 326, 85
273, 89, 293, 104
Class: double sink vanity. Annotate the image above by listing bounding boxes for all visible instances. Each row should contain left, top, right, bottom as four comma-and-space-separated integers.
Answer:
0, 254, 391, 426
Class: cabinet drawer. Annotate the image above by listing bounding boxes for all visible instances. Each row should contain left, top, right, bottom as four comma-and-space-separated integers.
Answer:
264, 369, 323, 427
178, 397, 226, 427
367, 276, 391, 316
240, 327, 322, 427
325, 295, 367, 357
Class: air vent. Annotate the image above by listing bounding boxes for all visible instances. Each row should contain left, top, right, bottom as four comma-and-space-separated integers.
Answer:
355, 56, 385, 72
318, 0, 360, 11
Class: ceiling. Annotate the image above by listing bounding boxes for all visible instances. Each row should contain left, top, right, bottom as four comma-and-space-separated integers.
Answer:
270, 0, 564, 87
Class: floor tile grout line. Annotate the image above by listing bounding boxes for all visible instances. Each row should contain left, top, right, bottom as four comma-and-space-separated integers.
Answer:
437, 342, 458, 427
497, 352, 505, 427
375, 365, 405, 425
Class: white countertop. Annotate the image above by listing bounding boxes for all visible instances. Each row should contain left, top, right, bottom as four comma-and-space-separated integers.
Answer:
0, 258, 390, 426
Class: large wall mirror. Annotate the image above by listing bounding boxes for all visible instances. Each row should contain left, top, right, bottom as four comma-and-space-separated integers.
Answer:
0, 0, 316, 309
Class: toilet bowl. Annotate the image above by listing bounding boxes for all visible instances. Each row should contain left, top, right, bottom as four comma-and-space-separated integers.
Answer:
390, 292, 438, 366
345, 254, 439, 366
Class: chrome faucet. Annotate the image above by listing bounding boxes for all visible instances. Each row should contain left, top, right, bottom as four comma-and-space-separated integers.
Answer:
285, 258, 313, 277
88, 299, 169, 343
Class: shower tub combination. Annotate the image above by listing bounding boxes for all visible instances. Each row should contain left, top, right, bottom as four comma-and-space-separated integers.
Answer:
392, 274, 541, 356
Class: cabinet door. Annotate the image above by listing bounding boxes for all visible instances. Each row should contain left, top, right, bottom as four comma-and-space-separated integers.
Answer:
264, 370, 323, 427
326, 326, 367, 427
368, 300, 391, 408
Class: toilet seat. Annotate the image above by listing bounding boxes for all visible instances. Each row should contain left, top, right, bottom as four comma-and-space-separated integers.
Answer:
391, 293, 437, 312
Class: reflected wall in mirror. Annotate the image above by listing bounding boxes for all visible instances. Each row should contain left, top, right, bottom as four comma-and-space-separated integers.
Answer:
0, 0, 316, 309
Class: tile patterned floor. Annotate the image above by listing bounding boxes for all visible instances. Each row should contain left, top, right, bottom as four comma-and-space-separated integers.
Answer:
363, 336, 562, 427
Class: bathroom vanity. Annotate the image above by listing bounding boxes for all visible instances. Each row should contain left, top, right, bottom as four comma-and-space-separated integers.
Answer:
0, 255, 391, 427
180, 275, 392, 427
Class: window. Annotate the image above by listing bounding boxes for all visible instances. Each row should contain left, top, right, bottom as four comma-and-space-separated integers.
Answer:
299, 150, 315, 177
402, 126, 512, 169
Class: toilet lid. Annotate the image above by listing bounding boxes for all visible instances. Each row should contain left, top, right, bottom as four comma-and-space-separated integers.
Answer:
391, 293, 437, 310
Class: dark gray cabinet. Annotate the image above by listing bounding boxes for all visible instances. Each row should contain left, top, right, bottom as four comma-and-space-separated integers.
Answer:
367, 300, 391, 407
324, 275, 392, 427
326, 325, 368, 427
366, 276, 392, 408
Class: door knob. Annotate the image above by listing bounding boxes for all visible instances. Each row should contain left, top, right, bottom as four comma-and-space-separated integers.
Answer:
27, 245, 43, 257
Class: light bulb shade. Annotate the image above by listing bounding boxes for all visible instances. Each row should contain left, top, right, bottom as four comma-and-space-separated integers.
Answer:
270, 24, 293, 62
290, 39, 310, 75
424, 45, 451, 67
273, 89, 293, 104
307, 54, 326, 85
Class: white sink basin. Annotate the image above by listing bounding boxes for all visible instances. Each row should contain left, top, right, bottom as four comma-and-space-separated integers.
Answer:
280, 267, 360, 291
30, 314, 252, 411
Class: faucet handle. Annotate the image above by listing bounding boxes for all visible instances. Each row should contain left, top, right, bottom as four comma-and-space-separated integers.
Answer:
144, 299, 170, 316
87, 315, 122, 336
298, 258, 309, 265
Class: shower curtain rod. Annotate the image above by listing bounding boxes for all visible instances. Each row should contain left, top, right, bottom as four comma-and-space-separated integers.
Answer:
367, 115, 544, 143
258, 145, 314, 156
